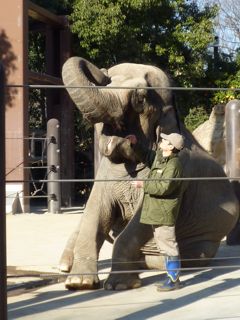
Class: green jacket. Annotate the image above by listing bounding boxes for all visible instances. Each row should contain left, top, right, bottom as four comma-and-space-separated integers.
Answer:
134, 146, 184, 225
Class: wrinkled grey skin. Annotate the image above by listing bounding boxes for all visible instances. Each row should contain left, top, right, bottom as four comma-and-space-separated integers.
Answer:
59, 57, 239, 291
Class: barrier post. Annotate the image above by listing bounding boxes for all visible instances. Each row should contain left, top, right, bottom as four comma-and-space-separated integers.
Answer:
47, 119, 61, 213
225, 99, 240, 245
225, 99, 240, 184
0, 63, 7, 319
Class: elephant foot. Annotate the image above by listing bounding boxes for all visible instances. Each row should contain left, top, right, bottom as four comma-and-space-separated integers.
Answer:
59, 249, 73, 272
64, 258, 100, 290
103, 273, 142, 290
65, 274, 100, 290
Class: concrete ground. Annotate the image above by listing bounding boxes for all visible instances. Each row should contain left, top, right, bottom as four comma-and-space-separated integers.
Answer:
6, 212, 240, 320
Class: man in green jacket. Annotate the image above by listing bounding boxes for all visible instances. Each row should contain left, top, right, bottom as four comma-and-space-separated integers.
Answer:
128, 132, 185, 291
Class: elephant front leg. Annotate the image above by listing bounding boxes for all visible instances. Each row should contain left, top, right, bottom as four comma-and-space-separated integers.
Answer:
65, 230, 105, 290
104, 211, 152, 290
63, 179, 109, 290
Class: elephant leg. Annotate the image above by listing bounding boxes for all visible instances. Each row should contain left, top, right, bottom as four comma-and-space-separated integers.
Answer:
59, 227, 80, 272
104, 209, 153, 290
65, 230, 105, 290
64, 180, 114, 290
179, 239, 220, 267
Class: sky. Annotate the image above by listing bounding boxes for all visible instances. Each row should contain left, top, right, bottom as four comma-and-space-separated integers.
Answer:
197, 0, 240, 56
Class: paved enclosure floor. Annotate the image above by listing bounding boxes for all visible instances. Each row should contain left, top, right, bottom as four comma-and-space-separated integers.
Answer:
6, 212, 240, 320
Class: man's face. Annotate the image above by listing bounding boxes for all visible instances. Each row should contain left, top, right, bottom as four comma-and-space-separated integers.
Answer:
159, 139, 174, 152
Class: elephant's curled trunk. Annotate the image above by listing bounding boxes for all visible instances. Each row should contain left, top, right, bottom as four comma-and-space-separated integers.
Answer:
62, 57, 124, 125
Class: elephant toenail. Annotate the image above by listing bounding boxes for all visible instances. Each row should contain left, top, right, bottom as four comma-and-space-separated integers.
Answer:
82, 279, 91, 285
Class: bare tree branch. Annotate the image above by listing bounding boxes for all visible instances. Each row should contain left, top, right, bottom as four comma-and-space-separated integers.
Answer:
200, 0, 240, 54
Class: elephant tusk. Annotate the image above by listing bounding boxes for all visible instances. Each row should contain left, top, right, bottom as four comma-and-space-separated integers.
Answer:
105, 137, 114, 155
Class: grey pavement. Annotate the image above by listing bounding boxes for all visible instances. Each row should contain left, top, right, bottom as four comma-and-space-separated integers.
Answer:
6, 212, 240, 320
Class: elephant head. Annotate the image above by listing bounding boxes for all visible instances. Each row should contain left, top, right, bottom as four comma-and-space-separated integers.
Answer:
62, 57, 179, 163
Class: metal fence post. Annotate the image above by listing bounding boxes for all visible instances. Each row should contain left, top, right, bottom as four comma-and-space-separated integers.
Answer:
225, 99, 240, 184
225, 99, 240, 200
0, 63, 7, 319
225, 99, 240, 244
47, 119, 61, 213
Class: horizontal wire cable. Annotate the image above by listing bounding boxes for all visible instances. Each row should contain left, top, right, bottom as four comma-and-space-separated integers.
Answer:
6, 167, 49, 170
6, 264, 240, 279
5, 176, 239, 198
42, 265, 240, 277
6, 256, 240, 269
32, 176, 240, 181
6, 195, 48, 199
3, 84, 240, 91
5, 137, 48, 140
5, 177, 240, 183
99, 256, 240, 264
6, 256, 240, 267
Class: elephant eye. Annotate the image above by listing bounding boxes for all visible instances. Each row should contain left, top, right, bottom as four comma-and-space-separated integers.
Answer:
131, 88, 147, 113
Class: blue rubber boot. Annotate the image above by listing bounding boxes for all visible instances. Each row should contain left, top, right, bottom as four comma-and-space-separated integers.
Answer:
157, 256, 182, 292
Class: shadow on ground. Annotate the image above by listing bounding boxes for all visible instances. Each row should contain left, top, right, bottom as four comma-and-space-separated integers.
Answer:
8, 263, 240, 319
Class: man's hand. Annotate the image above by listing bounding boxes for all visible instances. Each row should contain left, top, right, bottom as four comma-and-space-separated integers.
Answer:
131, 180, 143, 188
125, 134, 137, 145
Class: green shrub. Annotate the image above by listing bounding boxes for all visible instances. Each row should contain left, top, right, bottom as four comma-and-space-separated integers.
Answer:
184, 106, 209, 132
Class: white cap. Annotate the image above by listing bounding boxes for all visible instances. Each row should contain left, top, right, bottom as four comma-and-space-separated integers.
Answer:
160, 133, 185, 150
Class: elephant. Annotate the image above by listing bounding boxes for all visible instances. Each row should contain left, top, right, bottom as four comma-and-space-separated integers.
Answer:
59, 56, 239, 291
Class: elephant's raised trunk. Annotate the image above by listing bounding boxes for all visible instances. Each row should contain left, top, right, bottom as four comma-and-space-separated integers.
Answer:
62, 57, 124, 125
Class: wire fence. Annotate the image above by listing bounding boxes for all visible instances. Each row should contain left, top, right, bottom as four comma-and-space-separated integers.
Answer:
4, 86, 240, 197
3, 82, 240, 209
3, 80, 240, 297
5, 84, 240, 91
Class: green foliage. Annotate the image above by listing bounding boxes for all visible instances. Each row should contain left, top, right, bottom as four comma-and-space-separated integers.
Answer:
70, 0, 217, 82
212, 81, 240, 105
28, 32, 45, 72
70, 0, 220, 118
184, 106, 209, 132
28, 31, 46, 130
211, 52, 240, 105
74, 109, 94, 152
29, 0, 221, 120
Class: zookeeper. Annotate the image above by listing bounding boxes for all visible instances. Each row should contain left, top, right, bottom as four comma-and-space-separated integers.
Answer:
127, 132, 185, 291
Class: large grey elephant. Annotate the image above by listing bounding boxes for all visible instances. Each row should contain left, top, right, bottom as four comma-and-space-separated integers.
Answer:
59, 57, 239, 290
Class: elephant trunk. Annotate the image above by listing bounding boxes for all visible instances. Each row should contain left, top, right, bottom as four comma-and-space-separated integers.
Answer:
62, 57, 124, 125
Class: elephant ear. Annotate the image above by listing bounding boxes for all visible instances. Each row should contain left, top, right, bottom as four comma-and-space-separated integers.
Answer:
145, 70, 173, 107
145, 69, 181, 134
